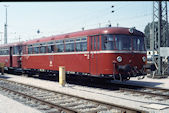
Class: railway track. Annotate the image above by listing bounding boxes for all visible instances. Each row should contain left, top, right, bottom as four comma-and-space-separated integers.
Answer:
66, 75, 169, 101
0, 78, 147, 113
109, 82, 169, 101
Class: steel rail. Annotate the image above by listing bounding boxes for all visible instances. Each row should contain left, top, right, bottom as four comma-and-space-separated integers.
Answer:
0, 85, 77, 113
120, 88, 169, 99
110, 82, 169, 99
0, 78, 147, 113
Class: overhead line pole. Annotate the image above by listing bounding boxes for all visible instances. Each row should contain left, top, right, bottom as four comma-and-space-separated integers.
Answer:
151, 1, 168, 77
4, 5, 9, 44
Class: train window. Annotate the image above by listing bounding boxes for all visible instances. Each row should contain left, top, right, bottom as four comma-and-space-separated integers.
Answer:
28, 45, 33, 54
81, 42, 87, 51
94, 36, 97, 50
75, 42, 87, 51
115, 35, 132, 51
133, 36, 145, 51
65, 39, 74, 52
75, 37, 87, 51
13, 47, 15, 54
28, 48, 33, 54
56, 41, 59, 44
34, 47, 39, 54
55, 40, 64, 52
1, 50, 3, 55
76, 38, 80, 42
1, 50, 4, 55
90, 37, 93, 50
102, 35, 115, 50
97, 36, 100, 50
48, 45, 55, 53
13, 46, 19, 55
4, 50, 9, 55
76, 43, 81, 51
58, 40, 64, 44
48, 42, 54, 45
70, 39, 74, 42
0, 48, 8, 55
81, 37, 87, 41
65, 43, 74, 52
6, 50, 8, 55
65, 40, 70, 43
1, 51, 4, 55
40, 46, 46, 53
57, 44, 64, 52
17, 46, 22, 55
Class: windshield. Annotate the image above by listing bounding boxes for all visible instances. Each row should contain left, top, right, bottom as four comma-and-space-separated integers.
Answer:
115, 35, 132, 51
101, 34, 145, 51
101, 35, 115, 50
132, 36, 145, 51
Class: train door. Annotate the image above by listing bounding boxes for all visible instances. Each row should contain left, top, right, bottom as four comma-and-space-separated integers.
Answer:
17, 45, 22, 68
9, 47, 13, 67
89, 35, 100, 75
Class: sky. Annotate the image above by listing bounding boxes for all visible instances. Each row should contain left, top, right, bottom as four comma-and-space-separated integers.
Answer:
0, 1, 158, 44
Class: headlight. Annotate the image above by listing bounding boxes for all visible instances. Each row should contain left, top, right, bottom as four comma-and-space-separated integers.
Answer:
117, 56, 122, 62
142, 56, 146, 62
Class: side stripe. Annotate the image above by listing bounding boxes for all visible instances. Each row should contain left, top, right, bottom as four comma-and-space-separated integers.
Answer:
0, 50, 146, 57
21, 50, 146, 56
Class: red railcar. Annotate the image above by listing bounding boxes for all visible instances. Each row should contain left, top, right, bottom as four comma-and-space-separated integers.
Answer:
0, 27, 155, 80
0, 42, 23, 73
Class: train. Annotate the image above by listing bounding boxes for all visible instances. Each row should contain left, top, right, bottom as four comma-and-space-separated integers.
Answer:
0, 27, 156, 81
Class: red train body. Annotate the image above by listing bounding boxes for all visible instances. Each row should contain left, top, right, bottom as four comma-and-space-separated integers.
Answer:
0, 27, 153, 80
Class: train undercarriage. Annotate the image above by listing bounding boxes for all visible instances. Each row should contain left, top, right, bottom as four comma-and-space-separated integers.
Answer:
3, 62, 156, 82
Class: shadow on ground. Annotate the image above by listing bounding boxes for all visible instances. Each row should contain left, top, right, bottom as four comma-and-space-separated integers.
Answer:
0, 75, 11, 79
120, 80, 164, 88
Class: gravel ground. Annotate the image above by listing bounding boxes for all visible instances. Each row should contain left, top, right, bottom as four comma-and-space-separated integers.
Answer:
0, 74, 169, 113
0, 92, 41, 113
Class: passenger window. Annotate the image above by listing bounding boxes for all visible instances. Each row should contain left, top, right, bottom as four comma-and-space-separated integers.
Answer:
94, 36, 96, 50
18, 46, 22, 55
28, 45, 33, 54
97, 36, 100, 50
13, 47, 18, 54
90, 37, 93, 50
6, 50, 9, 55
34, 47, 39, 54
65, 43, 74, 52
40, 46, 46, 53
65, 39, 74, 52
48, 45, 55, 53
81, 42, 87, 51
102, 35, 115, 50
75, 37, 87, 52
58, 44, 64, 52
28, 48, 33, 54
55, 40, 64, 52
76, 42, 81, 51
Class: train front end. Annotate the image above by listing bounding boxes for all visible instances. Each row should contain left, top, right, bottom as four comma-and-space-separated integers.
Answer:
100, 27, 155, 81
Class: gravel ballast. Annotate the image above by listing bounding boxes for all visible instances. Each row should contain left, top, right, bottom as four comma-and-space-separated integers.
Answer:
0, 74, 169, 113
